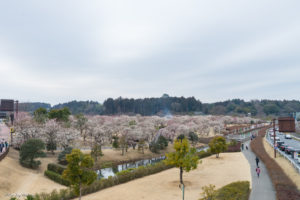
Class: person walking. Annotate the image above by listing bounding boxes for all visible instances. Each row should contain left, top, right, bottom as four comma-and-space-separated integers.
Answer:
256, 166, 261, 178
241, 143, 244, 150
255, 156, 260, 167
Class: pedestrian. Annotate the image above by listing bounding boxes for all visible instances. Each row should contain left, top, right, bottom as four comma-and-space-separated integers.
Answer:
241, 143, 244, 150
246, 145, 248, 150
255, 156, 260, 167
256, 166, 261, 178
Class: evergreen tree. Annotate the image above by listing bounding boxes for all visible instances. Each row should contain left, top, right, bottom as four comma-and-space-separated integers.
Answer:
62, 149, 97, 200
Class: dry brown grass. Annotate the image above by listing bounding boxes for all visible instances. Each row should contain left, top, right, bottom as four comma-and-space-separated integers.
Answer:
0, 149, 66, 200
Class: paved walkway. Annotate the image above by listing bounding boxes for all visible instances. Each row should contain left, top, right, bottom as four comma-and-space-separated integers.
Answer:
242, 140, 276, 200
0, 122, 9, 142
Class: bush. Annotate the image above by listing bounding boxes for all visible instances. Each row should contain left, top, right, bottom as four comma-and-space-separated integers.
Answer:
149, 135, 168, 153
188, 132, 199, 144
47, 163, 66, 174
25, 195, 35, 200
35, 161, 173, 200
112, 136, 119, 149
19, 139, 45, 169
199, 181, 250, 200
44, 170, 70, 186
58, 147, 72, 165
197, 150, 212, 159
46, 140, 57, 153
216, 181, 250, 200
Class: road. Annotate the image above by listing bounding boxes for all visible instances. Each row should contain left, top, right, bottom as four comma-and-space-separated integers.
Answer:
242, 140, 276, 200
267, 131, 300, 167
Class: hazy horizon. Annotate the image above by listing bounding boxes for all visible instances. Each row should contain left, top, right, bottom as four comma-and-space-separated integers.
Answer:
16, 96, 300, 107
1, 1, 300, 105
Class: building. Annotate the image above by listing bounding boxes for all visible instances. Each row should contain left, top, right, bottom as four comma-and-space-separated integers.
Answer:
278, 117, 295, 132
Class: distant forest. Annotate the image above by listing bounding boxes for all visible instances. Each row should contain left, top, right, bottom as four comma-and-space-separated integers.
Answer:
18, 95, 300, 117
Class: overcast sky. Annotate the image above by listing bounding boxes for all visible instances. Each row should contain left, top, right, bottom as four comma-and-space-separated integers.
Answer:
0, 1, 300, 105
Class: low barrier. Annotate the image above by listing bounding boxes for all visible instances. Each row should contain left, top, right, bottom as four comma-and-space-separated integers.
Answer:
266, 136, 300, 174
0, 147, 9, 162
292, 135, 300, 142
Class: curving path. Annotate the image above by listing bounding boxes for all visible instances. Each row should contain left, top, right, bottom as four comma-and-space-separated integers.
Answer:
242, 140, 276, 200
0, 122, 10, 142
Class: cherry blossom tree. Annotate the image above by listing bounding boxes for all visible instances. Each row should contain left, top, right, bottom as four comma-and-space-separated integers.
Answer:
44, 119, 60, 154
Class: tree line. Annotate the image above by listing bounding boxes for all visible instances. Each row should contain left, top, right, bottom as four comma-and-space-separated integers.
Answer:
18, 96, 300, 117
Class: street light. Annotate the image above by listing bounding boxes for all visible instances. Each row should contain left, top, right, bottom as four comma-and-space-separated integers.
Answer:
273, 119, 276, 158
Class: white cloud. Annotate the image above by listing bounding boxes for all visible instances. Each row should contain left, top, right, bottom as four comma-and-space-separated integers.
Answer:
0, 0, 300, 104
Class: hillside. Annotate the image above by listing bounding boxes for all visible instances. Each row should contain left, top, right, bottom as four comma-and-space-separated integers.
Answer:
18, 97, 300, 117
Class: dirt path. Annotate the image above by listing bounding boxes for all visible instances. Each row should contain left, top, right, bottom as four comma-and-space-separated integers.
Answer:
81, 152, 251, 200
0, 149, 66, 200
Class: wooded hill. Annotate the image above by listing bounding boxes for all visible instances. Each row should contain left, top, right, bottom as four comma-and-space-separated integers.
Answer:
18, 96, 300, 117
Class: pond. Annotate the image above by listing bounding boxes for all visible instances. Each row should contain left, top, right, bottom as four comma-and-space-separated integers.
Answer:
96, 146, 208, 179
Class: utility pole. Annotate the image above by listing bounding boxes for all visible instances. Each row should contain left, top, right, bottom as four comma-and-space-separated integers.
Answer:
273, 118, 276, 158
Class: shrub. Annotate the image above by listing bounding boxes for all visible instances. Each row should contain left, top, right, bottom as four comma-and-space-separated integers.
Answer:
47, 163, 66, 174
199, 181, 250, 200
149, 135, 168, 153
200, 184, 217, 200
46, 140, 57, 154
20, 160, 41, 169
35, 161, 173, 200
44, 170, 70, 186
197, 150, 212, 159
188, 132, 199, 144
58, 147, 72, 165
19, 139, 45, 169
112, 136, 119, 149
216, 181, 250, 200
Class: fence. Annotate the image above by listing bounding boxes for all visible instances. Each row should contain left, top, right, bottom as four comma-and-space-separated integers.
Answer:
266, 136, 300, 174
0, 147, 9, 162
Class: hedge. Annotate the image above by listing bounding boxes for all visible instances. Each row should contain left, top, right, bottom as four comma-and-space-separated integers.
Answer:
197, 150, 212, 158
250, 127, 300, 200
44, 170, 70, 186
47, 163, 66, 175
34, 149, 214, 200
20, 160, 41, 169
226, 141, 241, 152
216, 181, 250, 200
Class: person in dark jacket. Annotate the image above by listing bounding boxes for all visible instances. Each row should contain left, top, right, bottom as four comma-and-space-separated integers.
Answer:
255, 156, 260, 167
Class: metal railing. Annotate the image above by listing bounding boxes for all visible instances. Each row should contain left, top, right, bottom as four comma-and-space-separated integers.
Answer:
266, 135, 300, 174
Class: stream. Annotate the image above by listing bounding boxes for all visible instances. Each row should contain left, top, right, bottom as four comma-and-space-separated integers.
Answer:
96, 146, 208, 179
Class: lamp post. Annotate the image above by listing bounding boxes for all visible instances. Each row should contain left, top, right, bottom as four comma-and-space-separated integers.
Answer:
273, 119, 276, 158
